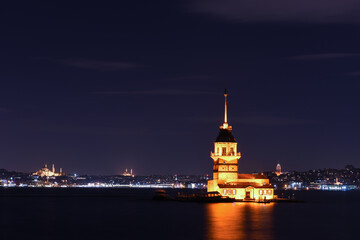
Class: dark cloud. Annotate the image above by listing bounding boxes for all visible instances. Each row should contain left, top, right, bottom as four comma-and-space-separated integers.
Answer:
0, 117, 191, 136
347, 71, 360, 76
233, 114, 317, 126
165, 75, 213, 82
190, 113, 317, 126
93, 89, 218, 95
290, 53, 360, 60
189, 0, 360, 23
30, 124, 188, 136
59, 59, 138, 71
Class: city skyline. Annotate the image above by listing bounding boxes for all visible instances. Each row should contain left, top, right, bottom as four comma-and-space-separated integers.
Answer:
1, 1, 360, 175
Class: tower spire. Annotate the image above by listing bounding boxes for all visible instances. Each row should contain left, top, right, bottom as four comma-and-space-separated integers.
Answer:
222, 89, 229, 129
224, 89, 228, 124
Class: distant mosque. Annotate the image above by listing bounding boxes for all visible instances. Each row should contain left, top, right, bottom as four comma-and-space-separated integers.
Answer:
207, 90, 274, 201
33, 164, 65, 177
122, 169, 134, 177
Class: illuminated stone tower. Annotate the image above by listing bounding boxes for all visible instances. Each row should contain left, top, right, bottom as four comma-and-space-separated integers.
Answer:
207, 90, 274, 200
208, 90, 241, 191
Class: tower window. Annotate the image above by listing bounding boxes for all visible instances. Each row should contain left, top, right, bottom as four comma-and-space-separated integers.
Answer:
222, 147, 226, 156
230, 147, 234, 155
216, 147, 219, 154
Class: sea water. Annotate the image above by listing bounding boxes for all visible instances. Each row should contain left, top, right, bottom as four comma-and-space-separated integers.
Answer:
0, 188, 359, 240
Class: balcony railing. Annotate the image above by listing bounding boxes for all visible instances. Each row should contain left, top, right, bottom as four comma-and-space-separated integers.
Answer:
211, 152, 241, 157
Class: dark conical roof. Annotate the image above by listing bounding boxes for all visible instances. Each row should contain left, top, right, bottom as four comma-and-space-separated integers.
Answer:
215, 128, 236, 142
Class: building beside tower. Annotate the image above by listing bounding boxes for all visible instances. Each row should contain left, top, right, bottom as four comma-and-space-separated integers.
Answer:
207, 90, 274, 201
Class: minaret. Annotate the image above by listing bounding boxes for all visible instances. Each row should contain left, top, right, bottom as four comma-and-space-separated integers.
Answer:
52, 164, 55, 173
209, 90, 241, 190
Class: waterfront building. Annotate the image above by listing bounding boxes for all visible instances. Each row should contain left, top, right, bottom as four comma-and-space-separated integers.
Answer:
32, 164, 65, 177
275, 164, 281, 176
207, 90, 274, 201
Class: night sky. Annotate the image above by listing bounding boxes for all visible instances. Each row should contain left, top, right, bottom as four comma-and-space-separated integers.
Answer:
1, 0, 360, 175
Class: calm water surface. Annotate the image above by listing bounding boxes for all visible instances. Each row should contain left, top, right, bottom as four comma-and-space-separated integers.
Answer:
0, 188, 359, 240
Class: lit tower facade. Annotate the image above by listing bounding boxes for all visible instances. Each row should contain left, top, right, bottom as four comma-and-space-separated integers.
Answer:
207, 90, 274, 201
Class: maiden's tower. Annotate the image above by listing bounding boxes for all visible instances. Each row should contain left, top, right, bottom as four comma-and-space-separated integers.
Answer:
207, 90, 274, 201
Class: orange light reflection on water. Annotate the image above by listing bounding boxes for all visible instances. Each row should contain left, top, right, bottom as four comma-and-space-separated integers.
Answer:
206, 202, 274, 240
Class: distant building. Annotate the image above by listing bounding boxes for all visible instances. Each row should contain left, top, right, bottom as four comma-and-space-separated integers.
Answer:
123, 169, 134, 177
32, 164, 65, 177
207, 90, 274, 201
276, 164, 281, 176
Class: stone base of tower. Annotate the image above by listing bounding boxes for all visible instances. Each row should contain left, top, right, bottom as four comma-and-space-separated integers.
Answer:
207, 174, 275, 201
207, 180, 220, 193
